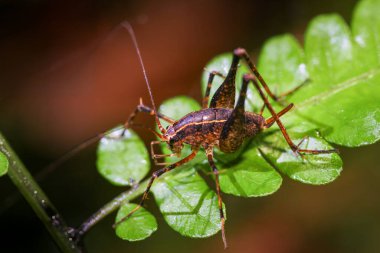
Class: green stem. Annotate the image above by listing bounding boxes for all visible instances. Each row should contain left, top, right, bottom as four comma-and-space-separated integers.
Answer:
76, 180, 148, 240
0, 133, 82, 253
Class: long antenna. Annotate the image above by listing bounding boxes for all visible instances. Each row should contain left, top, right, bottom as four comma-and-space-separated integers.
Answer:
120, 21, 166, 135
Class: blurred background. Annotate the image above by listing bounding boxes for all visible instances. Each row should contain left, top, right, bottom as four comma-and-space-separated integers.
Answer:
1, 0, 379, 252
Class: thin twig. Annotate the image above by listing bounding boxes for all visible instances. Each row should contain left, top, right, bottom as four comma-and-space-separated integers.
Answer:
75, 180, 148, 242
0, 133, 82, 253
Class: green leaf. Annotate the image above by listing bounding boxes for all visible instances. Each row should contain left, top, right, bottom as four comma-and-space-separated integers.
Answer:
265, 12, 380, 147
352, 0, 380, 71
152, 168, 223, 238
218, 144, 282, 197
304, 15, 357, 89
257, 34, 308, 96
115, 203, 157, 241
259, 130, 343, 184
97, 127, 150, 186
0, 151, 8, 176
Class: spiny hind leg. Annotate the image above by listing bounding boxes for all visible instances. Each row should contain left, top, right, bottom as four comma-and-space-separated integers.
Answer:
233, 48, 309, 102
229, 48, 337, 154
264, 103, 294, 128
243, 74, 338, 155
208, 54, 241, 109
218, 75, 248, 153
257, 80, 310, 116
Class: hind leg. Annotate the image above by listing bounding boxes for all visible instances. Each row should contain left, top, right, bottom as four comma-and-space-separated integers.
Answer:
243, 74, 338, 155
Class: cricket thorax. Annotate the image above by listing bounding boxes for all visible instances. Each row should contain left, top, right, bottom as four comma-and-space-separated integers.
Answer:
165, 108, 265, 152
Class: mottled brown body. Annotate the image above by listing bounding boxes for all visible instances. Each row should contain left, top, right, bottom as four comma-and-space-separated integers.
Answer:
165, 108, 265, 153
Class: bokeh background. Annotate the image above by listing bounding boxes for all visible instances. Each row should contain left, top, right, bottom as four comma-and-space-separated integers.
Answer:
1, 0, 379, 252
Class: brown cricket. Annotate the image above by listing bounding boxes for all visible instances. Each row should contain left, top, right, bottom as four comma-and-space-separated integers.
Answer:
114, 22, 337, 248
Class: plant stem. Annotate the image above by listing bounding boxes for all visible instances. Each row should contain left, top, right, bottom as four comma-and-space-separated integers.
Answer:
0, 133, 82, 253
76, 180, 149, 240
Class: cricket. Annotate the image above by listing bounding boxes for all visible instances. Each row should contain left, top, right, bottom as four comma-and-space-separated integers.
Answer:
108, 21, 338, 248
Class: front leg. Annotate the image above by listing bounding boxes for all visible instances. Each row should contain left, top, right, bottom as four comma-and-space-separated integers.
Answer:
120, 99, 175, 140
124, 98, 175, 129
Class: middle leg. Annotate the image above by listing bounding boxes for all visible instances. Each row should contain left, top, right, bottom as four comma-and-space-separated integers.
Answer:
206, 147, 227, 249
113, 149, 198, 228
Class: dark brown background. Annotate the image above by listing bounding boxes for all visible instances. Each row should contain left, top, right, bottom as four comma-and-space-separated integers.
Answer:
1, 0, 379, 252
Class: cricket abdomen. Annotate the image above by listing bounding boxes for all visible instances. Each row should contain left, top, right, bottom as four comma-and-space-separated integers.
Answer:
165, 108, 265, 150
166, 108, 231, 148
